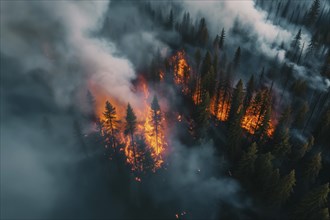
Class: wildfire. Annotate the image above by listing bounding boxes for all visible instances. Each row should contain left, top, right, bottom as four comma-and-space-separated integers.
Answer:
192, 78, 202, 105
170, 50, 191, 94
240, 90, 275, 137
210, 94, 230, 121
142, 105, 167, 170
91, 77, 168, 173
241, 111, 274, 136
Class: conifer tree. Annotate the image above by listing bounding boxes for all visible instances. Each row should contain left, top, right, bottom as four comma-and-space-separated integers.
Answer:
193, 92, 210, 138
255, 105, 271, 143
306, 32, 319, 57
166, 9, 174, 29
150, 96, 162, 155
293, 183, 330, 219
272, 170, 296, 205
228, 79, 244, 123
135, 135, 154, 172
202, 66, 216, 98
236, 142, 258, 184
227, 108, 243, 160
125, 103, 138, 166
272, 128, 292, 158
197, 17, 209, 46
303, 152, 322, 184
255, 153, 280, 196
290, 29, 302, 60
293, 135, 314, 160
293, 101, 309, 129
306, 0, 320, 26
103, 101, 119, 149
277, 106, 292, 131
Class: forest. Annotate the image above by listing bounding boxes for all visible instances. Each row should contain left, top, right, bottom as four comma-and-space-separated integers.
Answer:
1, 0, 330, 219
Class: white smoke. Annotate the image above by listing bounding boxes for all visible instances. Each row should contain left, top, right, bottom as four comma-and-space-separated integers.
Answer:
0, 0, 140, 108
182, 0, 311, 61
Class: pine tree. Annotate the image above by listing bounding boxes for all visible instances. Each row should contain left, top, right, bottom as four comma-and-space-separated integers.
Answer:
219, 28, 225, 49
271, 170, 296, 205
306, 0, 320, 26
125, 103, 138, 166
197, 17, 209, 46
255, 105, 271, 143
274, 107, 291, 140
150, 96, 162, 155
255, 153, 280, 196
227, 109, 243, 160
279, 107, 292, 130
293, 101, 309, 129
293, 183, 330, 219
193, 92, 210, 138
228, 79, 244, 123
272, 128, 291, 157
135, 135, 154, 172
236, 142, 258, 184
303, 152, 322, 184
290, 29, 302, 59
166, 9, 174, 29
202, 66, 216, 98
103, 101, 119, 150
293, 135, 314, 160
306, 32, 319, 57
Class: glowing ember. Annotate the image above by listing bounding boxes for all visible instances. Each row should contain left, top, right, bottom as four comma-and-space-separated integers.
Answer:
210, 93, 230, 121
192, 78, 202, 105
170, 50, 191, 94
241, 90, 274, 137
143, 105, 167, 170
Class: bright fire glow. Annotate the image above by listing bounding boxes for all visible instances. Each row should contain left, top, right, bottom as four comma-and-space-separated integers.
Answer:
170, 50, 190, 94
210, 93, 230, 121
92, 78, 168, 172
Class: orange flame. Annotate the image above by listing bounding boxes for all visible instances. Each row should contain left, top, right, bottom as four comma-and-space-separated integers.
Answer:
91, 78, 168, 172
170, 50, 191, 94
210, 93, 230, 121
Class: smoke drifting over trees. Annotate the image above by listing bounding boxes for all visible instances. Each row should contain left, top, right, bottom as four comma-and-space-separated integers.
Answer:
1, 0, 330, 219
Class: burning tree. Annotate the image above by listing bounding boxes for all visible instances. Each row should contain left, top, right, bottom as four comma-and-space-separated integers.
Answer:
144, 95, 166, 169
103, 101, 120, 155
241, 89, 274, 137
124, 103, 138, 168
